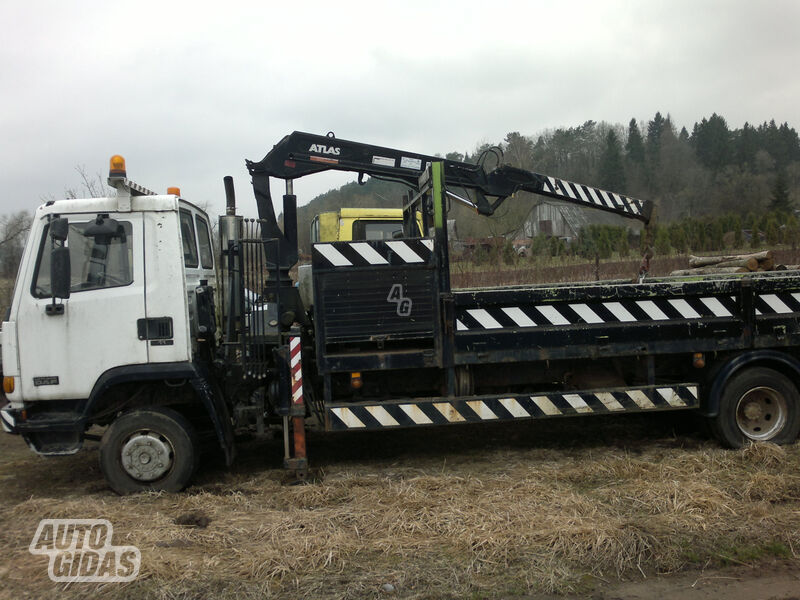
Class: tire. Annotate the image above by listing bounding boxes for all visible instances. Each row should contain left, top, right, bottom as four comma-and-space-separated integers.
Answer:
100, 407, 198, 494
710, 367, 800, 448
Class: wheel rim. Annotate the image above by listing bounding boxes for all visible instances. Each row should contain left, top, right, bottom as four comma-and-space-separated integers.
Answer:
735, 386, 788, 441
120, 430, 175, 481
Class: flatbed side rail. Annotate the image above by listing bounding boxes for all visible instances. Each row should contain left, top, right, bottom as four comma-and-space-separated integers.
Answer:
325, 383, 699, 430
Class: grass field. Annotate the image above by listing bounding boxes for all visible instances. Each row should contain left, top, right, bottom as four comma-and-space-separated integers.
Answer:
1, 414, 799, 599
3, 251, 800, 598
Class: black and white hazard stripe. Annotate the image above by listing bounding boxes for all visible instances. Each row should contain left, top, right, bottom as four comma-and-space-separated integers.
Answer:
313, 239, 435, 268
456, 295, 741, 330
327, 384, 698, 430
540, 176, 646, 218
0, 408, 16, 434
754, 292, 800, 316
456, 288, 800, 330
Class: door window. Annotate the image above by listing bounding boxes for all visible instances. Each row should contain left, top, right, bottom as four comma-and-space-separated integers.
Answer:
195, 215, 214, 269
32, 220, 133, 298
179, 209, 199, 268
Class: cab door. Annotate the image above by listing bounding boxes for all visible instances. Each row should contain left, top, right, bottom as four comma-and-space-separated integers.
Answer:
15, 213, 147, 401
178, 207, 216, 351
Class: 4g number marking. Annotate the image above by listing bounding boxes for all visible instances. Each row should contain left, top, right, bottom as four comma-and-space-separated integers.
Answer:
387, 284, 412, 317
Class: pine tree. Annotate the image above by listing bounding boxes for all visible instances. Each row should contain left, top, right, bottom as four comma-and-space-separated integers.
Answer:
503, 132, 534, 169
690, 113, 732, 171
770, 168, 791, 212
735, 122, 759, 167
626, 118, 645, 163
654, 227, 672, 256
598, 130, 626, 191
765, 217, 780, 246
709, 219, 725, 251
668, 222, 688, 253
646, 112, 666, 166
731, 214, 743, 248
785, 214, 800, 250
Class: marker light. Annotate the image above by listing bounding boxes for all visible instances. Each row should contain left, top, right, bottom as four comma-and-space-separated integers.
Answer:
109, 155, 126, 178
2, 376, 14, 394
167, 187, 181, 196
350, 372, 363, 390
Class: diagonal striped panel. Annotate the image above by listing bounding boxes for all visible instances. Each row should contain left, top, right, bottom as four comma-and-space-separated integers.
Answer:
386, 241, 424, 263
433, 402, 466, 422
594, 392, 625, 411
326, 384, 699, 430
399, 403, 433, 425
315, 244, 352, 266
312, 239, 435, 268
454, 290, 766, 331
535, 305, 570, 326
466, 309, 502, 329
657, 387, 687, 407
365, 405, 400, 426
501, 307, 537, 327
330, 407, 366, 428
755, 291, 800, 315
350, 242, 389, 265
541, 176, 645, 218
498, 397, 530, 418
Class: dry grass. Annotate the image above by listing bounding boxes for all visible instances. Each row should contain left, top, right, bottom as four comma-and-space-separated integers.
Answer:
1, 416, 800, 599
3, 252, 800, 598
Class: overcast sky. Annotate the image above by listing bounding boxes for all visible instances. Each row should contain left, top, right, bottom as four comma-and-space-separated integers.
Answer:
2, 0, 799, 218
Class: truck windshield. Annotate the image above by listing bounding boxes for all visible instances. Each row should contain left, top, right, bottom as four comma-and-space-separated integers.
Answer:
32, 220, 133, 298
353, 220, 404, 240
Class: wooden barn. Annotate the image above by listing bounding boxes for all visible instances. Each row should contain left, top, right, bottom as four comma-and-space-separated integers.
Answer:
521, 200, 641, 241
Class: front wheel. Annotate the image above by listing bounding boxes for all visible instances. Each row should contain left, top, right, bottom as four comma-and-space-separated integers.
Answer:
100, 407, 198, 494
711, 367, 800, 448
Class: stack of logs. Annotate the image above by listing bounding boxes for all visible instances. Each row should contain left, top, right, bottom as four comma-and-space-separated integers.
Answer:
670, 250, 799, 276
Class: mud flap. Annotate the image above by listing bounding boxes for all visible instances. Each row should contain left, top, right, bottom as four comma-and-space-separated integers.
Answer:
190, 374, 236, 466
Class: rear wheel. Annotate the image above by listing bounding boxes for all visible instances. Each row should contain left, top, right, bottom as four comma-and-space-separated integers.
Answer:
711, 367, 800, 447
100, 407, 198, 494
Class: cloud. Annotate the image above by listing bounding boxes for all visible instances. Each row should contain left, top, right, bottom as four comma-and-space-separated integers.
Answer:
1, 0, 799, 218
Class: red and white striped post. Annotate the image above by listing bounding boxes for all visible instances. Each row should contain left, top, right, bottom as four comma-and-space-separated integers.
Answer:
289, 336, 306, 461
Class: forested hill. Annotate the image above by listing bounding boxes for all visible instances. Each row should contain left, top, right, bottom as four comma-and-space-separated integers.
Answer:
293, 113, 800, 253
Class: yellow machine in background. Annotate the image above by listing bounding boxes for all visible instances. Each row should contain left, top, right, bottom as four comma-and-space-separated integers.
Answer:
310, 208, 423, 243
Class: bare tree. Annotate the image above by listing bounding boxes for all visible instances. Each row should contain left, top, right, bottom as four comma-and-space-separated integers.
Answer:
64, 165, 113, 199
39, 165, 114, 204
0, 211, 31, 246
2, 164, 110, 316
0, 211, 33, 317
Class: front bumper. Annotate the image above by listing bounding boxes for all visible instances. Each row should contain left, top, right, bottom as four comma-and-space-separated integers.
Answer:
0, 404, 83, 454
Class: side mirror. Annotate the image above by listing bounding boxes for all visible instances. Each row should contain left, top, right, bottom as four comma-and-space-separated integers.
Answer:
50, 217, 69, 242
50, 246, 71, 300
48, 217, 71, 311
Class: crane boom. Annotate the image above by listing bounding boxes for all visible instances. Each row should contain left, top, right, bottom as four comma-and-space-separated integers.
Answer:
246, 131, 653, 224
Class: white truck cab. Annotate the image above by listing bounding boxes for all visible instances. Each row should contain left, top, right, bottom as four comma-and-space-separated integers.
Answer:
1, 158, 221, 474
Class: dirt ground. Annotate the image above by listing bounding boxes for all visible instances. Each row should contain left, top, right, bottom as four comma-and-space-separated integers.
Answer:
0, 412, 799, 599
